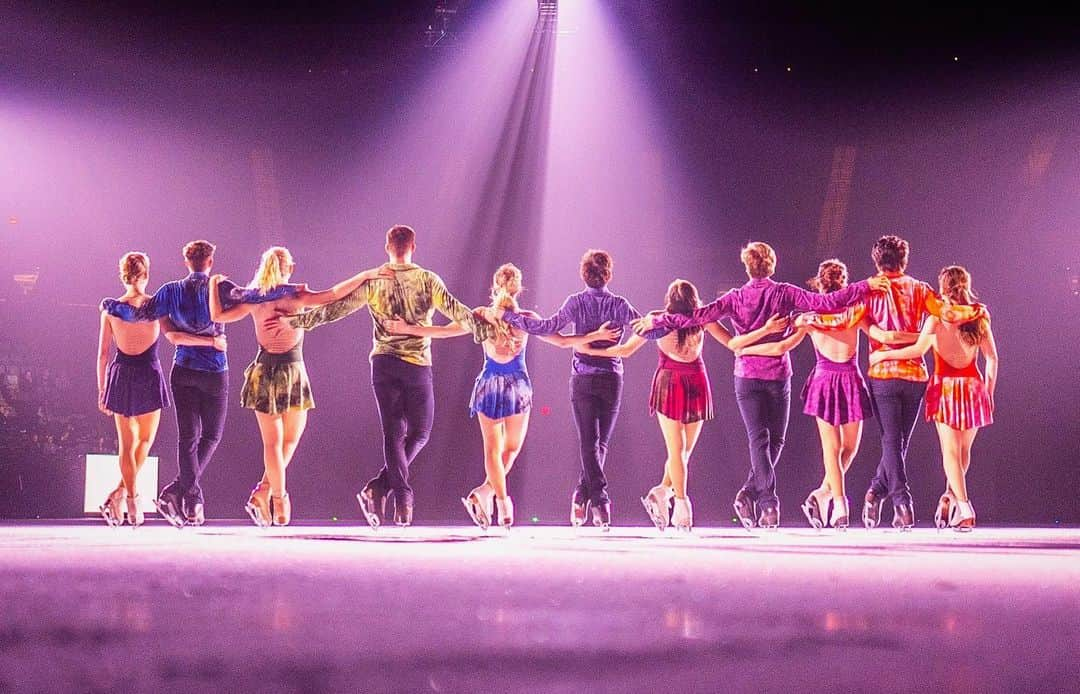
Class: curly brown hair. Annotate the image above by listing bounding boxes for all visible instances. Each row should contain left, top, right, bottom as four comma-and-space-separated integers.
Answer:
665, 279, 703, 349
580, 249, 613, 289
807, 259, 848, 294
119, 252, 149, 285
871, 235, 909, 273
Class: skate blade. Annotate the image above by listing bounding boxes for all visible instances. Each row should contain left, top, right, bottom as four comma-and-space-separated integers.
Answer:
733, 504, 755, 532
154, 499, 185, 529
461, 497, 490, 531
244, 502, 269, 529
99, 504, 121, 528
640, 497, 667, 532
800, 503, 824, 530
356, 493, 381, 530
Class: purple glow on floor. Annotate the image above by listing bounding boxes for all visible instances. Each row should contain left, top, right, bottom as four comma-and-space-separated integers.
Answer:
0, 523, 1077, 691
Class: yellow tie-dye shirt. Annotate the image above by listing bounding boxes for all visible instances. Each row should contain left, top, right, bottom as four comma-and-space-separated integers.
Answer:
290, 262, 492, 367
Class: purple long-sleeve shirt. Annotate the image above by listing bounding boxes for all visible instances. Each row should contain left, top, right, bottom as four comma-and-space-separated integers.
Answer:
501, 286, 642, 376
653, 277, 871, 381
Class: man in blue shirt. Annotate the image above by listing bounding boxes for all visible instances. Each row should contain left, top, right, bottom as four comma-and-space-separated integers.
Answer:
103, 241, 236, 526
492, 249, 646, 529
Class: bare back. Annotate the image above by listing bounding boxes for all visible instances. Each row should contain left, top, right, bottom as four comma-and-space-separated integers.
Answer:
809, 325, 859, 363
251, 295, 307, 353
657, 329, 704, 363
484, 324, 529, 364
930, 318, 981, 369
107, 295, 160, 355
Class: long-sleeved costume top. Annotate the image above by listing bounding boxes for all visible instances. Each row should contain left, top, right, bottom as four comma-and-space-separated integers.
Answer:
500, 286, 643, 376
288, 262, 492, 367
101, 275, 295, 372
651, 277, 871, 381
864, 275, 986, 382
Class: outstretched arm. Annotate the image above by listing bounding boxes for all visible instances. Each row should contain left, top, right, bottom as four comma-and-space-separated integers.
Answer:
708, 313, 790, 352
208, 275, 253, 323
575, 332, 648, 359
737, 327, 809, 357
101, 284, 173, 323
497, 296, 575, 336
287, 285, 368, 332
634, 292, 736, 334
383, 318, 470, 339
296, 266, 395, 308
96, 313, 113, 415
537, 321, 622, 349
869, 317, 936, 366
786, 276, 889, 314
429, 273, 495, 342
859, 316, 920, 345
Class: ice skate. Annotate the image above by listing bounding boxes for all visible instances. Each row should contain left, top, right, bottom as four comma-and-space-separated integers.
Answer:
671, 496, 693, 533
950, 499, 975, 532
733, 489, 756, 531
99, 487, 126, 527
800, 488, 831, 530
244, 481, 272, 528
934, 491, 955, 530
591, 501, 611, 532
155, 489, 185, 529
496, 496, 514, 532
829, 496, 849, 531
125, 494, 145, 527
570, 491, 588, 528
461, 483, 494, 531
641, 485, 673, 531
272, 492, 291, 527
356, 483, 388, 530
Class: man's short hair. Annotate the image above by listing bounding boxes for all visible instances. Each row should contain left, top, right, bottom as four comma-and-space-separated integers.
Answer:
183, 240, 216, 272
386, 225, 416, 256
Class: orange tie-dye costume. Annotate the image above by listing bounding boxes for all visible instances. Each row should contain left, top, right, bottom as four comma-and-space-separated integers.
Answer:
925, 306, 994, 430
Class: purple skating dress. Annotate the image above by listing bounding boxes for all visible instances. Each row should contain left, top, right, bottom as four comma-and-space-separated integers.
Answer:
102, 341, 171, 417
800, 348, 873, 426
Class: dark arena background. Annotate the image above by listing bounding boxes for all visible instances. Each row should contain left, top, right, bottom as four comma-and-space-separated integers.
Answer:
1, 2, 1078, 692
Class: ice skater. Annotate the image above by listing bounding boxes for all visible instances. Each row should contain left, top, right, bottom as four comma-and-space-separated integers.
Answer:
576, 279, 786, 532
283, 225, 495, 528
95, 252, 172, 527
869, 266, 996, 531
208, 247, 386, 527
488, 249, 658, 529
633, 242, 889, 529
735, 259, 920, 530
385, 263, 616, 530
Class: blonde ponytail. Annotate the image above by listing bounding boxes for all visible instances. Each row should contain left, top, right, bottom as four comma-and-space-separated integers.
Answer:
250, 246, 293, 293
490, 263, 522, 312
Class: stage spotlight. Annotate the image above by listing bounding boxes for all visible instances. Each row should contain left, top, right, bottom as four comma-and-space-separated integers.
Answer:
83, 454, 159, 515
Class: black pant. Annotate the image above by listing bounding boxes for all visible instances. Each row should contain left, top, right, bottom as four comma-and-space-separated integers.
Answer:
733, 376, 791, 509
868, 378, 927, 506
368, 355, 434, 507
570, 372, 623, 505
166, 366, 228, 504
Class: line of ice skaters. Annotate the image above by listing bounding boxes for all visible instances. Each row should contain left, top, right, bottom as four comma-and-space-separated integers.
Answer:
95, 230, 995, 536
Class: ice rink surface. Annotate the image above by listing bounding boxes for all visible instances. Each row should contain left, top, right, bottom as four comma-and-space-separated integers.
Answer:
1, 522, 1077, 693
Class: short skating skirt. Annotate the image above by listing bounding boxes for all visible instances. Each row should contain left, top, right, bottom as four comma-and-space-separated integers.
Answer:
649, 357, 713, 424
925, 375, 993, 430
103, 345, 170, 417
469, 364, 532, 420
241, 348, 314, 415
801, 360, 873, 426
